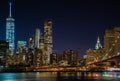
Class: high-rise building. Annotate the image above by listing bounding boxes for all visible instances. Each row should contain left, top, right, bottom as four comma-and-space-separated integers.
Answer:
50, 52, 57, 64
104, 27, 120, 56
39, 32, 46, 64
6, 2, 15, 55
0, 40, 9, 66
35, 28, 40, 49
86, 36, 104, 65
95, 36, 102, 49
17, 41, 27, 54
34, 49, 43, 66
28, 36, 35, 55
63, 49, 78, 65
40, 32, 44, 50
29, 36, 35, 49
44, 19, 53, 64
104, 28, 115, 51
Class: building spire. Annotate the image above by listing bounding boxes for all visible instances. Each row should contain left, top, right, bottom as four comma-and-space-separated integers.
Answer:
9, 2, 12, 17
95, 36, 102, 49
97, 36, 100, 43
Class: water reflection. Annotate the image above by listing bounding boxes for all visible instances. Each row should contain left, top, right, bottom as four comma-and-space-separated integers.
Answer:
0, 73, 17, 81
0, 72, 120, 81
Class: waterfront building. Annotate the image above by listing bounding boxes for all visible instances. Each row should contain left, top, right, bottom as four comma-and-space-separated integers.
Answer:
77, 58, 86, 66
57, 54, 63, 64
6, 54, 26, 66
26, 52, 34, 66
86, 49, 105, 65
44, 19, 53, 64
104, 27, 120, 57
50, 52, 57, 65
34, 49, 43, 66
6, 2, 15, 55
0, 40, 9, 66
63, 49, 78, 66
86, 36, 104, 65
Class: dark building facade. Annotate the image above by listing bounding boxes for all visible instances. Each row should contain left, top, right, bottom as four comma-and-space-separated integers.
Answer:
50, 52, 57, 65
0, 40, 9, 66
63, 49, 78, 65
34, 49, 43, 66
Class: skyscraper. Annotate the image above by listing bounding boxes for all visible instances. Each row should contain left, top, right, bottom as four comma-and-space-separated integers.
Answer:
17, 41, 27, 54
104, 27, 120, 55
28, 36, 35, 55
44, 19, 53, 64
6, 2, 15, 55
63, 49, 78, 65
40, 32, 44, 50
35, 28, 40, 49
0, 40, 9, 66
95, 36, 102, 49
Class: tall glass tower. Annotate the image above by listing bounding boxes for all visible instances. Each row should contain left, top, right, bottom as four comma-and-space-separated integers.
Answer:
6, 2, 15, 55
35, 28, 40, 49
44, 19, 53, 64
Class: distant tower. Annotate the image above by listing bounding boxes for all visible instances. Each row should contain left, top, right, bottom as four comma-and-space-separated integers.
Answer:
95, 36, 102, 49
6, 2, 15, 55
28, 36, 35, 55
17, 41, 27, 54
29, 36, 35, 49
44, 19, 53, 64
40, 32, 45, 64
35, 28, 40, 49
40, 32, 44, 50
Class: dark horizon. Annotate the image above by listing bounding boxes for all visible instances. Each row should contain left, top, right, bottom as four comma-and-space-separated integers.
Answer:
1, 0, 120, 57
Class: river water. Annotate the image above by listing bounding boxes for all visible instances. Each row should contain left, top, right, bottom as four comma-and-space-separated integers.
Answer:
0, 72, 120, 81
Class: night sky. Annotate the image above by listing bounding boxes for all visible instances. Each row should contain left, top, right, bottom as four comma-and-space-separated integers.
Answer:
0, 0, 120, 58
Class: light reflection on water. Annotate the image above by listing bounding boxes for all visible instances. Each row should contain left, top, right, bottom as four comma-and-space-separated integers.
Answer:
0, 72, 120, 81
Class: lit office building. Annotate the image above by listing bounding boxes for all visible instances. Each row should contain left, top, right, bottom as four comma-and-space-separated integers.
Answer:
0, 40, 9, 66
63, 49, 78, 65
34, 49, 43, 66
44, 19, 53, 64
28, 36, 35, 56
35, 28, 40, 49
57, 54, 63, 63
26, 52, 34, 66
29, 36, 35, 49
50, 52, 57, 65
17, 41, 27, 54
40, 33, 44, 50
39, 33, 46, 64
104, 27, 120, 56
86, 36, 104, 65
6, 2, 15, 55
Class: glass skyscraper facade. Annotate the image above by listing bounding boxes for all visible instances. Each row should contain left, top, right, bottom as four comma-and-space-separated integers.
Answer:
35, 28, 40, 49
6, 2, 15, 55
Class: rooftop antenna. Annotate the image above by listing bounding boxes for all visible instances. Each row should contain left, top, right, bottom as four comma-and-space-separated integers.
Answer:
9, 2, 12, 17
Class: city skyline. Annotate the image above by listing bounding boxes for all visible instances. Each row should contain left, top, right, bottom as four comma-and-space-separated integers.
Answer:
0, 0, 120, 57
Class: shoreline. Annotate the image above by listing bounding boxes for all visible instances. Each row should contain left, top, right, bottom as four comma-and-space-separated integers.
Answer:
1, 70, 120, 73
